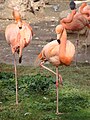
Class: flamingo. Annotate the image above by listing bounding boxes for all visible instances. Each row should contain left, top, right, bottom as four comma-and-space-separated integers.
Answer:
78, 2, 90, 62
36, 24, 75, 114
60, 9, 90, 33
60, 8, 90, 65
5, 7, 33, 105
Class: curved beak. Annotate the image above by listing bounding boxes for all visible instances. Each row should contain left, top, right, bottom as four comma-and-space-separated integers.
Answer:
18, 21, 22, 29
56, 33, 61, 44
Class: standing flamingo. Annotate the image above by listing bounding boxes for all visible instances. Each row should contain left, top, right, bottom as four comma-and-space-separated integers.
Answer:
78, 2, 90, 62
5, 7, 33, 105
60, 8, 90, 65
36, 24, 75, 114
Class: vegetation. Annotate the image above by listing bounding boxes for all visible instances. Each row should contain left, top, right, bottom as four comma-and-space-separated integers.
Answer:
0, 63, 90, 120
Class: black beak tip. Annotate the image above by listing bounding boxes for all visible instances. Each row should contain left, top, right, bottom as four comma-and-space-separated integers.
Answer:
57, 39, 61, 44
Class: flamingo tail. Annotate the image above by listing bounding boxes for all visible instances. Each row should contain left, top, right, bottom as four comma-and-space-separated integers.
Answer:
34, 52, 43, 66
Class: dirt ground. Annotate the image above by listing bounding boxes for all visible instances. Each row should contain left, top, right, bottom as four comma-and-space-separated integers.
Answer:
0, 2, 90, 66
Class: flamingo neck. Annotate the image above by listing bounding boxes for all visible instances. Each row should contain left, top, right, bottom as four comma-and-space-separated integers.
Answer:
59, 28, 67, 60
60, 10, 76, 29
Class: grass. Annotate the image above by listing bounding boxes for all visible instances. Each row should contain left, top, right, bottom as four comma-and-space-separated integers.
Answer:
0, 63, 90, 120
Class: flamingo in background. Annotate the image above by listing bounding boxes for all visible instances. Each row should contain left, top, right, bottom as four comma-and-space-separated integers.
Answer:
60, 9, 90, 32
60, 6, 90, 65
5, 7, 33, 104
78, 2, 90, 62
36, 24, 75, 114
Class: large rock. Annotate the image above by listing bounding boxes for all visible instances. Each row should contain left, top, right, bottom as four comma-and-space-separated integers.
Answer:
0, 0, 48, 20
5, 0, 30, 17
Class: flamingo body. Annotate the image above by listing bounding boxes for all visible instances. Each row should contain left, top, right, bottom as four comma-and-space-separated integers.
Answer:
5, 21, 33, 62
60, 11, 89, 31
38, 40, 75, 66
5, 23, 32, 50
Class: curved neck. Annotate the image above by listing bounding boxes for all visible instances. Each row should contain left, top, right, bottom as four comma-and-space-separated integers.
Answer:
59, 28, 67, 60
61, 10, 76, 24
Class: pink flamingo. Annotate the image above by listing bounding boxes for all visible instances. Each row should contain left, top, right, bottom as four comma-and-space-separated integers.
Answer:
36, 24, 75, 114
60, 9, 90, 32
60, 8, 90, 64
5, 7, 33, 104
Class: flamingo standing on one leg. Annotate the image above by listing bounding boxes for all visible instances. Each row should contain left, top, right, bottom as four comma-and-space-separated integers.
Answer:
5, 7, 33, 105
36, 24, 75, 114
60, 8, 90, 65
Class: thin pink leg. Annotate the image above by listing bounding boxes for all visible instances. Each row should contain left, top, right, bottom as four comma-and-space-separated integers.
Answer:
13, 54, 18, 105
84, 28, 89, 63
40, 61, 63, 85
56, 67, 59, 114
40, 62, 63, 114
75, 32, 79, 67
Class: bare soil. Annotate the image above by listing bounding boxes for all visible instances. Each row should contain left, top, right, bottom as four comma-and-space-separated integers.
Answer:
0, 2, 90, 66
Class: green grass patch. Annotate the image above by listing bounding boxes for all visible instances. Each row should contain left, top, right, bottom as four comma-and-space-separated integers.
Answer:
0, 63, 90, 120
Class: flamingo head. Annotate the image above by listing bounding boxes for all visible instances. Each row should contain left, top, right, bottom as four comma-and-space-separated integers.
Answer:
13, 7, 22, 29
55, 24, 64, 40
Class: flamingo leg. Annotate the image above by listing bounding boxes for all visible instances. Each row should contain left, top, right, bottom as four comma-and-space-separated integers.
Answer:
56, 67, 63, 114
75, 32, 79, 66
40, 61, 63, 85
56, 67, 59, 114
84, 28, 89, 62
13, 54, 18, 105
40, 62, 62, 114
